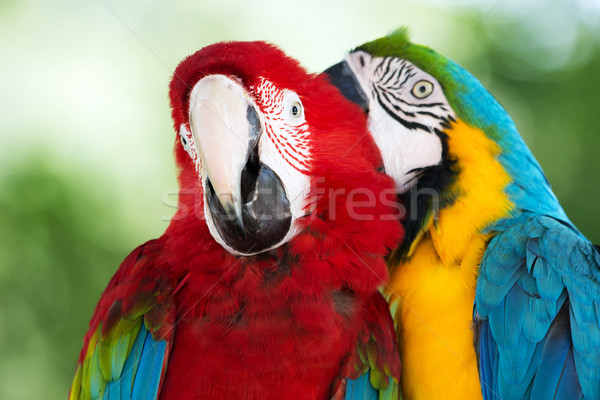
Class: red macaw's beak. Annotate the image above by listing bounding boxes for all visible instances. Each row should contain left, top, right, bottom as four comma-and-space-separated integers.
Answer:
188, 75, 292, 256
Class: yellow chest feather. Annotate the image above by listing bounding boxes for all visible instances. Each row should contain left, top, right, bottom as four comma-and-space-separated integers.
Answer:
387, 120, 512, 400
389, 235, 486, 400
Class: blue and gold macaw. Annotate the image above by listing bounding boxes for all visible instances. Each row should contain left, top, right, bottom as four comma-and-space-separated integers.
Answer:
325, 28, 600, 400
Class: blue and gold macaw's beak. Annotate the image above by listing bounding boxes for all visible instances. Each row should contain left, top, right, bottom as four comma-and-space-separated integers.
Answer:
324, 61, 369, 113
188, 75, 292, 256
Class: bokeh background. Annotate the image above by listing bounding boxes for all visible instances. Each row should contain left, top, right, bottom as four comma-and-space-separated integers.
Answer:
1, 0, 599, 398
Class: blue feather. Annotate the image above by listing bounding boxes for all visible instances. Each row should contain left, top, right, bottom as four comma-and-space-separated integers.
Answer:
475, 320, 500, 400
146, 340, 167, 399
345, 370, 378, 400
90, 342, 105, 399
445, 58, 568, 223
476, 215, 600, 399
102, 323, 144, 399
530, 303, 582, 400
131, 326, 166, 400
110, 332, 131, 381
102, 324, 167, 400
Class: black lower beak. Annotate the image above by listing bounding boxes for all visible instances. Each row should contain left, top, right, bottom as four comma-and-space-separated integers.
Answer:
206, 159, 292, 255
323, 61, 369, 113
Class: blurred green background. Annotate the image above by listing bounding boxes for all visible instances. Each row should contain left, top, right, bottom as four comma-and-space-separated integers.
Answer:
1, 0, 599, 398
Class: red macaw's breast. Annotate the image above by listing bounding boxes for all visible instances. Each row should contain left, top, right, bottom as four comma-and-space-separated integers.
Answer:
158, 261, 364, 400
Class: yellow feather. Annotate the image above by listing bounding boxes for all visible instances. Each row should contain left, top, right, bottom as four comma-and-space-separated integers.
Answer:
80, 329, 99, 400
69, 366, 82, 400
386, 120, 512, 400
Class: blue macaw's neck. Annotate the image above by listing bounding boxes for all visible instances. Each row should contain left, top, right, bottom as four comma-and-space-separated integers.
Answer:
444, 59, 571, 227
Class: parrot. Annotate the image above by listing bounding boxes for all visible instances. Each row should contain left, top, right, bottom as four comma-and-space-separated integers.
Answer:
68, 41, 404, 400
324, 28, 600, 400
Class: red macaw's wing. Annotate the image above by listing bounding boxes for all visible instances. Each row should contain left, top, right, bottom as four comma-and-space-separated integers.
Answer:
69, 240, 176, 400
333, 292, 402, 400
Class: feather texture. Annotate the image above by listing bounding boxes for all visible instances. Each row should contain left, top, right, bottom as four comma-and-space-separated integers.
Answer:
70, 41, 403, 400
476, 215, 599, 399
345, 371, 378, 400
69, 241, 174, 400
331, 28, 600, 400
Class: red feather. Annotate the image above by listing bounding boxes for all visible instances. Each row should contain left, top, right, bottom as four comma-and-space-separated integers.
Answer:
72, 41, 403, 400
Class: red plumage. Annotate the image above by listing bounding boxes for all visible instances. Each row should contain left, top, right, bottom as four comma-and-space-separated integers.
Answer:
72, 41, 402, 400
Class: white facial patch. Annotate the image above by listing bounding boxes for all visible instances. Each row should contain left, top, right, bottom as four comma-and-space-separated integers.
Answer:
179, 123, 200, 174
252, 78, 312, 221
368, 107, 444, 193
345, 52, 456, 193
178, 76, 313, 256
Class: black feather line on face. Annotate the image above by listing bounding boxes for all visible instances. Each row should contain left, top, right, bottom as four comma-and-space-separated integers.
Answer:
366, 57, 459, 262
388, 127, 458, 266
373, 84, 432, 132
370, 57, 452, 133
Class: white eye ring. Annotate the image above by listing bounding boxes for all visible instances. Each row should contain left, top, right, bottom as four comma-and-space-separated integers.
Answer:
290, 101, 303, 118
412, 80, 434, 99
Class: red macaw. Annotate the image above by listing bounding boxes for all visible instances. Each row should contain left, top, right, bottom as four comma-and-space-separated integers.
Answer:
68, 41, 403, 400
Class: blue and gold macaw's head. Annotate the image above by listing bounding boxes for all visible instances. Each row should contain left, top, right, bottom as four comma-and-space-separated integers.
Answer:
325, 28, 569, 258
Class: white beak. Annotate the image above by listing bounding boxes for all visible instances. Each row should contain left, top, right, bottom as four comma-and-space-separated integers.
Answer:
188, 75, 260, 227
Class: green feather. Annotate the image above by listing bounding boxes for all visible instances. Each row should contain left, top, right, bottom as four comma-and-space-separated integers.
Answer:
357, 26, 504, 143
110, 316, 140, 346
98, 340, 113, 382
89, 342, 106, 399
365, 338, 378, 369
356, 27, 447, 75
370, 367, 381, 389
109, 332, 131, 380
127, 320, 142, 355
357, 345, 367, 366
81, 353, 92, 400
129, 292, 155, 319
387, 297, 401, 331
378, 379, 402, 400
103, 319, 143, 382
69, 366, 82, 400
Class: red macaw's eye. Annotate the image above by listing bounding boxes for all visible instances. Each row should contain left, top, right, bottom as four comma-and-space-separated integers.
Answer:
290, 102, 302, 118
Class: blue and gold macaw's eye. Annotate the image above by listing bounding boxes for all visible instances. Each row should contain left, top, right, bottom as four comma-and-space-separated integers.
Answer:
411, 80, 434, 99
290, 102, 303, 118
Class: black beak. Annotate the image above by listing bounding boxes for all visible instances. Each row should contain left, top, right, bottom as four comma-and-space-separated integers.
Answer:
206, 158, 292, 255
323, 61, 369, 113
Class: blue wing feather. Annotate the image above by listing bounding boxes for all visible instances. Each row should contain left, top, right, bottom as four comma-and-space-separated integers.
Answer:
475, 214, 600, 400
530, 303, 582, 400
131, 327, 167, 400
102, 324, 166, 400
90, 344, 104, 399
475, 320, 499, 400
119, 324, 145, 399
71, 241, 173, 400
110, 331, 132, 381
345, 370, 378, 400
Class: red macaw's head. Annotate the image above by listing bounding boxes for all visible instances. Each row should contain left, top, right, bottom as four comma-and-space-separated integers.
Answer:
169, 41, 402, 266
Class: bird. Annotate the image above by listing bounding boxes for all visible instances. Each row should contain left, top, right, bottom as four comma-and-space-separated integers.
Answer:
68, 40, 403, 400
325, 28, 600, 400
